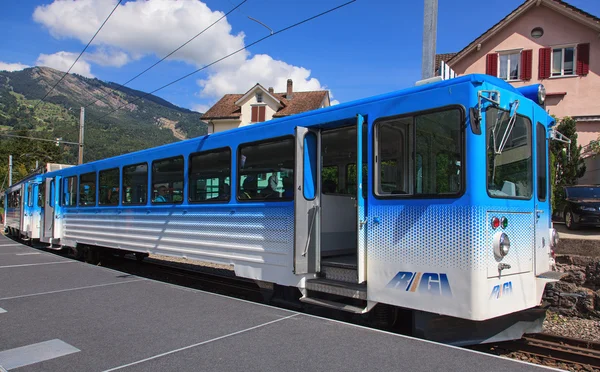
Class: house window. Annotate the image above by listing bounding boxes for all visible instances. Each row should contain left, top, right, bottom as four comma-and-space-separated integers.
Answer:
499, 52, 520, 81
256, 93, 263, 103
552, 46, 575, 76
251, 105, 266, 122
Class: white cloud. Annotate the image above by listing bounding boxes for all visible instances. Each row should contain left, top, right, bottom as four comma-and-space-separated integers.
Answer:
0, 62, 30, 72
199, 54, 328, 98
84, 48, 130, 67
36, 52, 94, 78
33, 0, 336, 104
33, 0, 247, 70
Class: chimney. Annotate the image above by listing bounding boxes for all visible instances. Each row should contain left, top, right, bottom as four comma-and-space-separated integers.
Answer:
286, 79, 293, 99
268, 87, 274, 94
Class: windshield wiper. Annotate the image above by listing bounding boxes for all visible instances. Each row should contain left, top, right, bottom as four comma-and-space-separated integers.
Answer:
493, 100, 519, 155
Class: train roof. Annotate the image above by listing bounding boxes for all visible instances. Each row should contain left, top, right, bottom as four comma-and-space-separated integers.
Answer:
42, 73, 537, 176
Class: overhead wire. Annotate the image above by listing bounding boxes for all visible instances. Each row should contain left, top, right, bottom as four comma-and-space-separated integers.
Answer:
82, 0, 249, 109
33, 0, 123, 111
90, 0, 356, 124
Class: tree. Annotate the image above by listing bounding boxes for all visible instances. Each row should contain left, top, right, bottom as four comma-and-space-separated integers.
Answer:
590, 134, 600, 156
550, 116, 586, 211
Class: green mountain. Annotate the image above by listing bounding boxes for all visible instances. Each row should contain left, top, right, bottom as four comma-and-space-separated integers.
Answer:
0, 66, 207, 170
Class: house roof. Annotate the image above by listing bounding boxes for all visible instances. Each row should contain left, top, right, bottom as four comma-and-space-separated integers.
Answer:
447, 0, 600, 66
434, 53, 456, 74
234, 83, 284, 108
201, 90, 329, 120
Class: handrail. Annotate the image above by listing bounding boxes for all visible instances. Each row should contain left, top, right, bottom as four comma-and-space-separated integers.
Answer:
302, 205, 319, 257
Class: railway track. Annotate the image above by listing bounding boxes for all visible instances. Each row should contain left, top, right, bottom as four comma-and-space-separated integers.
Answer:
474, 333, 600, 371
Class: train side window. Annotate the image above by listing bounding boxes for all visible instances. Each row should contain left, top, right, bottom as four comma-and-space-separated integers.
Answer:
237, 137, 294, 201
49, 180, 55, 208
79, 172, 97, 207
536, 122, 547, 201
99, 168, 120, 206
375, 107, 464, 197
63, 176, 77, 206
189, 148, 231, 203
123, 163, 148, 205
27, 184, 33, 208
152, 156, 184, 204
38, 182, 45, 208
377, 117, 411, 195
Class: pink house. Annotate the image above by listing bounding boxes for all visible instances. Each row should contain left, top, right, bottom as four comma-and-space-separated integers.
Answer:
438, 0, 600, 184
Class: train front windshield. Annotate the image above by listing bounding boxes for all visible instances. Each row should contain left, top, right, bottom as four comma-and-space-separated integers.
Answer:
486, 107, 532, 199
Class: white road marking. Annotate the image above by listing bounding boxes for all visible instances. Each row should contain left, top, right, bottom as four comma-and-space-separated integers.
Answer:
103, 314, 300, 371
15, 253, 41, 256
0, 339, 79, 370
0, 279, 147, 301
0, 244, 23, 247
0, 308, 6, 314
0, 261, 73, 269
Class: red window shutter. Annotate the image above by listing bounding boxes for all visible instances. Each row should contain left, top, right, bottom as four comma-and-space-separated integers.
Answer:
251, 106, 258, 122
538, 48, 551, 79
258, 106, 265, 122
486, 53, 498, 76
576, 43, 590, 76
520, 49, 532, 80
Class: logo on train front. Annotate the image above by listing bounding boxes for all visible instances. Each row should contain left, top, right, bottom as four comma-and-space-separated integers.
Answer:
490, 281, 512, 300
386, 272, 452, 297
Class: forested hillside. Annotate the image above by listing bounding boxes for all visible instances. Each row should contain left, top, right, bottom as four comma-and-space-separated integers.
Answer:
0, 66, 206, 188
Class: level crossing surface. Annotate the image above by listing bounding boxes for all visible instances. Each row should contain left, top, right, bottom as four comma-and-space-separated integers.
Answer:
0, 234, 560, 372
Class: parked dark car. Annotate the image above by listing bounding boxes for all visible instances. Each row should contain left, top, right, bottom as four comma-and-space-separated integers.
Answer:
554, 185, 600, 230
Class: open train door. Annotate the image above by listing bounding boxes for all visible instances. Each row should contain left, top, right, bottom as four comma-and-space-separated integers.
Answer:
41, 177, 55, 243
293, 126, 321, 275
356, 114, 368, 283
19, 184, 25, 234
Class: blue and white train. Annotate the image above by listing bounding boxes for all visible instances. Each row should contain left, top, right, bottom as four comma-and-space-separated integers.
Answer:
4, 74, 562, 345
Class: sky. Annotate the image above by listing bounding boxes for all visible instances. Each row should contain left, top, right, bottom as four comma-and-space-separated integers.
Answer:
0, 0, 599, 114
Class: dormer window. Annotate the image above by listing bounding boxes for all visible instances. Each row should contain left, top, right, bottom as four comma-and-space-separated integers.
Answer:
256, 93, 263, 103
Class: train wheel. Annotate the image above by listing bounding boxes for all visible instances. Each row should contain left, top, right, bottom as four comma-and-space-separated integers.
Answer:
71, 246, 85, 261
134, 252, 148, 262
84, 247, 101, 265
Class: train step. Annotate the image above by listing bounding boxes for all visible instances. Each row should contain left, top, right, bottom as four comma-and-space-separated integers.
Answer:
299, 296, 367, 314
306, 278, 367, 300
320, 264, 358, 283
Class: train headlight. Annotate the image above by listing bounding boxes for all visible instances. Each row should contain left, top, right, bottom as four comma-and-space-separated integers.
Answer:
493, 232, 511, 258
538, 84, 546, 105
549, 228, 559, 248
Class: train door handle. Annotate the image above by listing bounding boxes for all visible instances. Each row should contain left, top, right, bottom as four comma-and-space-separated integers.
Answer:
359, 219, 367, 229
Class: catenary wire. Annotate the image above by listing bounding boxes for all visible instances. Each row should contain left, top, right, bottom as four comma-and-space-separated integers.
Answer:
89, 0, 356, 124
82, 0, 248, 110
32, 0, 123, 111
0, 133, 80, 145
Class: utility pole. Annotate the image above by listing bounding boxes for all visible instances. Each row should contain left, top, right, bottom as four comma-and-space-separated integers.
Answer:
8, 155, 12, 186
421, 0, 438, 79
78, 107, 85, 165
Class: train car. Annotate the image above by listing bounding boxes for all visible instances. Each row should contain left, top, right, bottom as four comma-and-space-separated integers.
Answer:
20, 175, 43, 241
4, 183, 24, 237
12, 74, 564, 345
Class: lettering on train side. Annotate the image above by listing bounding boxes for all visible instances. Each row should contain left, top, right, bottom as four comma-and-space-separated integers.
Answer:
386, 272, 452, 297
490, 281, 513, 300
